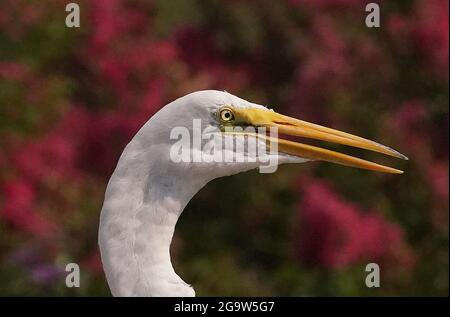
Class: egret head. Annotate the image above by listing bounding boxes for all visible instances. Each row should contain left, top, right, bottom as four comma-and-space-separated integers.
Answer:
139, 90, 407, 182
100, 90, 408, 297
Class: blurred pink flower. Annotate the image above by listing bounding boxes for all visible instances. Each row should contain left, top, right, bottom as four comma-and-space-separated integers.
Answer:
12, 134, 77, 182
388, 0, 449, 78
83, 250, 103, 273
392, 101, 427, 129
79, 111, 143, 177
0, 0, 46, 39
289, 0, 363, 10
87, 0, 176, 104
0, 61, 31, 81
90, 0, 124, 52
97, 56, 129, 97
427, 162, 449, 231
125, 41, 177, 70
388, 14, 411, 37
141, 79, 165, 115
290, 15, 352, 119
295, 181, 415, 270
387, 101, 429, 159
428, 162, 449, 203
413, 0, 449, 77
1, 180, 55, 236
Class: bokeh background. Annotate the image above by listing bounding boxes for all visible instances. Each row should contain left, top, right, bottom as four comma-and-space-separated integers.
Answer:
0, 0, 448, 296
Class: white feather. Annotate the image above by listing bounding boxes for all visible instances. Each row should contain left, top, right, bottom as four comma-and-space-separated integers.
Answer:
98, 91, 305, 296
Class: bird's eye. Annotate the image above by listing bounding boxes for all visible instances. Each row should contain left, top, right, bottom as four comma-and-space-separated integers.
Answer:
219, 108, 235, 123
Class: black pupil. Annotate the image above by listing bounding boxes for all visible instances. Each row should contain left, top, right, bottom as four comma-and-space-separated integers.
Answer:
221, 110, 233, 121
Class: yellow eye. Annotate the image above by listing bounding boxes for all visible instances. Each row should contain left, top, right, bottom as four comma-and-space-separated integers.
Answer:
219, 108, 235, 122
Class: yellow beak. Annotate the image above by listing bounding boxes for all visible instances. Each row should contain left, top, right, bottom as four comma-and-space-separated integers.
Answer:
230, 107, 408, 174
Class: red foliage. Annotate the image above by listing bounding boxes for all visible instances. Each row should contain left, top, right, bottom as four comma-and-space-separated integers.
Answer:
428, 162, 449, 203
1, 180, 55, 237
388, 0, 449, 78
413, 0, 449, 77
0, 62, 31, 81
295, 181, 415, 270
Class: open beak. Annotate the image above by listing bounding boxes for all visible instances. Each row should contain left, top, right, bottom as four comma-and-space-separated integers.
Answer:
230, 107, 408, 174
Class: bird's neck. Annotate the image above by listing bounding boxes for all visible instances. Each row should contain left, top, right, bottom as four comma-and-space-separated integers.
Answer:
98, 140, 208, 297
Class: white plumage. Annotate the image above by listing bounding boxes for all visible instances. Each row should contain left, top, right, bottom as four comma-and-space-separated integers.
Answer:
98, 90, 406, 296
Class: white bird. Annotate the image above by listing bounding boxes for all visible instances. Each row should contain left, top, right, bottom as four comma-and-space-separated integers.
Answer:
98, 90, 407, 296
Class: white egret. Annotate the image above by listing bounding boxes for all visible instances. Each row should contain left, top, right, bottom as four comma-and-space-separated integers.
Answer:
98, 90, 406, 296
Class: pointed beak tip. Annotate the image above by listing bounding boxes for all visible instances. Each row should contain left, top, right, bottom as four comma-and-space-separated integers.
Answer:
234, 107, 409, 175
391, 149, 409, 161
